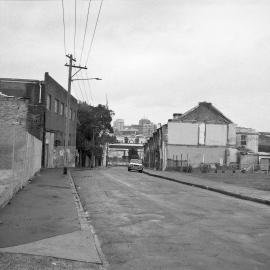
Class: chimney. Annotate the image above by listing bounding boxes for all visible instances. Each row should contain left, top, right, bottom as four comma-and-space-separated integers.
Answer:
199, 101, 212, 107
173, 113, 182, 119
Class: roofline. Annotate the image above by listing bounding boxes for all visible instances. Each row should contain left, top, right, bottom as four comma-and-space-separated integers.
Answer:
45, 72, 77, 103
0, 78, 42, 84
174, 102, 233, 124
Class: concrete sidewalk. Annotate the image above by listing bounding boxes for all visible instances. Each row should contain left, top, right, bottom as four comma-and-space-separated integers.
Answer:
0, 168, 103, 268
144, 169, 270, 206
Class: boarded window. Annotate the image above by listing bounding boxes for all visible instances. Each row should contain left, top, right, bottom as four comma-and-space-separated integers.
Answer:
46, 95, 51, 110
199, 123, 206, 145
60, 103, 64, 115
54, 99, 59, 114
72, 111, 76, 121
69, 109, 72, 120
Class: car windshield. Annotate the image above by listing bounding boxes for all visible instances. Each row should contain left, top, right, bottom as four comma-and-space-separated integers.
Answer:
130, 159, 142, 164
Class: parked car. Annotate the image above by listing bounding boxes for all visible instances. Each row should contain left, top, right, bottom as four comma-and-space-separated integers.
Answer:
128, 159, 143, 173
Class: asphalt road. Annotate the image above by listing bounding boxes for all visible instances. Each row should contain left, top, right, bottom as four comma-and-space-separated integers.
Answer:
73, 166, 270, 270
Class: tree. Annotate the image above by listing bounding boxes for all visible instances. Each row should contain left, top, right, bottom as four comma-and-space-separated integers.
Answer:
128, 147, 139, 160
76, 102, 114, 167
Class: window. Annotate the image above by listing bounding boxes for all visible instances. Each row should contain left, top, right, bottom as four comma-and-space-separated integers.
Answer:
241, 135, 247, 146
46, 94, 51, 110
60, 103, 64, 115
54, 139, 61, 147
69, 109, 72, 120
72, 111, 76, 121
54, 99, 59, 114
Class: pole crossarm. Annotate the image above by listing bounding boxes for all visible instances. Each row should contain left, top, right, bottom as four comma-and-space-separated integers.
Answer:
65, 64, 87, 69
66, 54, 76, 62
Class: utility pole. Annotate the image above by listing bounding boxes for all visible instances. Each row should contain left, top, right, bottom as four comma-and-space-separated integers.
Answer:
63, 54, 87, 174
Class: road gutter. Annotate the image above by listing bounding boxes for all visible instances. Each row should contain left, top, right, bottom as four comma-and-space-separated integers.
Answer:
68, 170, 109, 270
143, 171, 270, 206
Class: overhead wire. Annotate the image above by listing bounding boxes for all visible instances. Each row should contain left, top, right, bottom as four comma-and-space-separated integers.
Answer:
73, 0, 77, 58
85, 0, 104, 66
76, 77, 87, 103
80, 72, 90, 104
79, 0, 92, 64
84, 69, 94, 105
61, 0, 67, 56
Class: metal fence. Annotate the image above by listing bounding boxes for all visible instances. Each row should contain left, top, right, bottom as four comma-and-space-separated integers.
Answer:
166, 159, 268, 174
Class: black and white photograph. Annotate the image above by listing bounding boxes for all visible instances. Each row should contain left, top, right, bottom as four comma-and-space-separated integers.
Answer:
0, 0, 270, 269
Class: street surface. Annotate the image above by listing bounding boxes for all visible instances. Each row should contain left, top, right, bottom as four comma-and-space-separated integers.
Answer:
73, 166, 270, 270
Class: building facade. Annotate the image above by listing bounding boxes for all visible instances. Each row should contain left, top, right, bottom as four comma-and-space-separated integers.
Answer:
144, 102, 238, 170
0, 93, 42, 207
44, 73, 78, 168
0, 73, 78, 168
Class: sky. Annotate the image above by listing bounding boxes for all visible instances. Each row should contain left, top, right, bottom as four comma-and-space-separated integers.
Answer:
1, 0, 270, 131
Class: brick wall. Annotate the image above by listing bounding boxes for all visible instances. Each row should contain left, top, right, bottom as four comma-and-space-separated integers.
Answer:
0, 81, 44, 140
0, 95, 42, 207
44, 73, 77, 146
0, 96, 28, 169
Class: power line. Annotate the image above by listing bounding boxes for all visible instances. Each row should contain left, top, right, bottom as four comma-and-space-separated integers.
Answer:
83, 69, 94, 104
85, 0, 104, 66
80, 72, 90, 104
79, 0, 92, 64
77, 72, 90, 104
61, 0, 67, 56
76, 77, 87, 103
73, 0, 77, 58
85, 69, 94, 104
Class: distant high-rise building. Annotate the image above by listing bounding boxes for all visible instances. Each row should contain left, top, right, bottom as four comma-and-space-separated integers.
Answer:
113, 118, 156, 142
139, 118, 151, 126
113, 119, 124, 132
138, 118, 156, 137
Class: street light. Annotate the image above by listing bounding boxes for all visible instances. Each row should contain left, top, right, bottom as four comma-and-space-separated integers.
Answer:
72, 77, 102, 81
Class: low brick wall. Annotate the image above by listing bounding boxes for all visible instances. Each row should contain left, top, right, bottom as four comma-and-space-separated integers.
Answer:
0, 96, 42, 207
0, 132, 42, 208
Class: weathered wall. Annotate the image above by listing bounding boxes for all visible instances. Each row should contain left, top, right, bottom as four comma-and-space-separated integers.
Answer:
0, 131, 42, 208
236, 134, 258, 153
239, 154, 258, 170
44, 73, 77, 146
0, 80, 44, 140
45, 132, 76, 168
0, 96, 28, 169
0, 95, 42, 207
168, 122, 198, 145
236, 127, 259, 153
259, 133, 270, 152
205, 124, 227, 146
45, 132, 55, 168
228, 124, 237, 146
168, 122, 232, 147
167, 145, 227, 167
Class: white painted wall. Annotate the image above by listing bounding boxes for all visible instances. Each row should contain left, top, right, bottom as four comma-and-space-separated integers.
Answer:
167, 145, 227, 167
236, 134, 258, 153
168, 122, 198, 145
205, 124, 227, 146
228, 124, 236, 146
45, 132, 55, 168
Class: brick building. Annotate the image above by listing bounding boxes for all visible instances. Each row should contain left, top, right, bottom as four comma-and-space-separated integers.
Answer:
0, 73, 78, 168
0, 93, 42, 207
